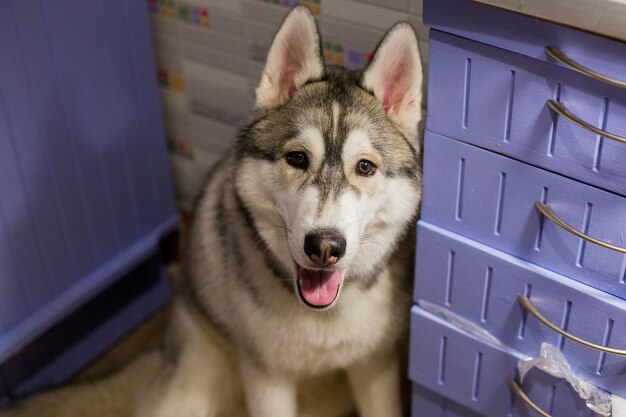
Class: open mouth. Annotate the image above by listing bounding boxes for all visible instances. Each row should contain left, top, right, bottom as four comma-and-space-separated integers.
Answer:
296, 265, 343, 309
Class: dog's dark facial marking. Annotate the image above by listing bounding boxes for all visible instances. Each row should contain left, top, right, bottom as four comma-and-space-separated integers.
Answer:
214, 180, 264, 307
234, 192, 295, 292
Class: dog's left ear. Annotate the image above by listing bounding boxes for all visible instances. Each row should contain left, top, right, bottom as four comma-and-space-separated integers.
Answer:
363, 23, 423, 138
255, 6, 324, 109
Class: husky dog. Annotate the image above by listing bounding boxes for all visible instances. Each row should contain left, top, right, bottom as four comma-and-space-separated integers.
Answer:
135, 7, 423, 417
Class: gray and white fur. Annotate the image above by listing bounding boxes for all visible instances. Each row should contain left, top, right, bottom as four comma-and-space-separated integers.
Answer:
135, 7, 424, 417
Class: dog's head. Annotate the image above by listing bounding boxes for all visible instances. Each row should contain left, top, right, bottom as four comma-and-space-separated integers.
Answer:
235, 7, 423, 310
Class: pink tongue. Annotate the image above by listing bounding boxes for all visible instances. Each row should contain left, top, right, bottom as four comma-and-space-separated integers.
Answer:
298, 267, 343, 307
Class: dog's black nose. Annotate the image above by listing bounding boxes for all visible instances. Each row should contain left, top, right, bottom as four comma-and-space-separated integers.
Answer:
304, 229, 346, 267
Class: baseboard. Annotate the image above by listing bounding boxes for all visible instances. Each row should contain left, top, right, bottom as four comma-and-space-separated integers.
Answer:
0, 252, 171, 403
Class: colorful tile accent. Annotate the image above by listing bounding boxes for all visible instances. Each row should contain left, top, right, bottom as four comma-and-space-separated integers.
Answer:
322, 39, 372, 69
157, 0, 177, 17
177, 4, 190, 20
158, 70, 170, 87
157, 69, 185, 91
170, 75, 185, 91
149, 0, 211, 29
347, 48, 362, 66
301, 0, 321, 14
167, 136, 194, 159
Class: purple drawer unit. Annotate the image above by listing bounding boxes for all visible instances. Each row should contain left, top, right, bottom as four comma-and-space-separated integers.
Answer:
427, 30, 626, 197
421, 131, 626, 299
424, 0, 626, 85
409, 306, 596, 417
412, 384, 482, 417
415, 221, 626, 396
414, 0, 626, 416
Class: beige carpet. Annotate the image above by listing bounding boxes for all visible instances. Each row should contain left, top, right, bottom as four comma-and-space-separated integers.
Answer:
0, 350, 164, 417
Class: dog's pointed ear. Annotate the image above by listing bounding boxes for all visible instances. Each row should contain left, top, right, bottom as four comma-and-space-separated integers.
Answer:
255, 6, 324, 109
362, 23, 423, 138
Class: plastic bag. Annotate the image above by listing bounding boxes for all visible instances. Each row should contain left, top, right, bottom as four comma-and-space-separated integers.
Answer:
518, 343, 612, 416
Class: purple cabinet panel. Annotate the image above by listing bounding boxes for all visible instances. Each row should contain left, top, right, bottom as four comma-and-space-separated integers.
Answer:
0, 0, 177, 397
421, 131, 626, 299
414, 221, 626, 396
409, 306, 596, 417
427, 30, 626, 197
424, 0, 626, 86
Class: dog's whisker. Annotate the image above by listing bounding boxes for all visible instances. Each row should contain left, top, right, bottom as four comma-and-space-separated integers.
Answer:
359, 235, 383, 246
270, 224, 293, 234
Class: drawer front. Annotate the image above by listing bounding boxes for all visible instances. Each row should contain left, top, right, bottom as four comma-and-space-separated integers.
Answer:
424, 0, 626, 85
421, 131, 626, 299
412, 384, 482, 417
427, 30, 626, 197
415, 221, 626, 395
409, 306, 597, 417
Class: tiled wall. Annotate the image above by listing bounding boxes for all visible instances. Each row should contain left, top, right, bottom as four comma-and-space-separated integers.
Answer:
148, 0, 429, 211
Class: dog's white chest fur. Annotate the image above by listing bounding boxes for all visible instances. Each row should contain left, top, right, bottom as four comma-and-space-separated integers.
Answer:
243, 270, 400, 375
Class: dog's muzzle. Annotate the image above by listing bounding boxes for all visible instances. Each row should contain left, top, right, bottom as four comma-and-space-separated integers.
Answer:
297, 229, 346, 309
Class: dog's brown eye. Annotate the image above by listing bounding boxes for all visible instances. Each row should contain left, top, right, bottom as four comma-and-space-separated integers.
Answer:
356, 159, 377, 176
286, 151, 308, 169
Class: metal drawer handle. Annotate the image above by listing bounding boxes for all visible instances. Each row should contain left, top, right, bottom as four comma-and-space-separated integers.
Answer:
545, 46, 626, 89
518, 295, 626, 356
547, 99, 626, 145
535, 201, 626, 255
508, 379, 552, 417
